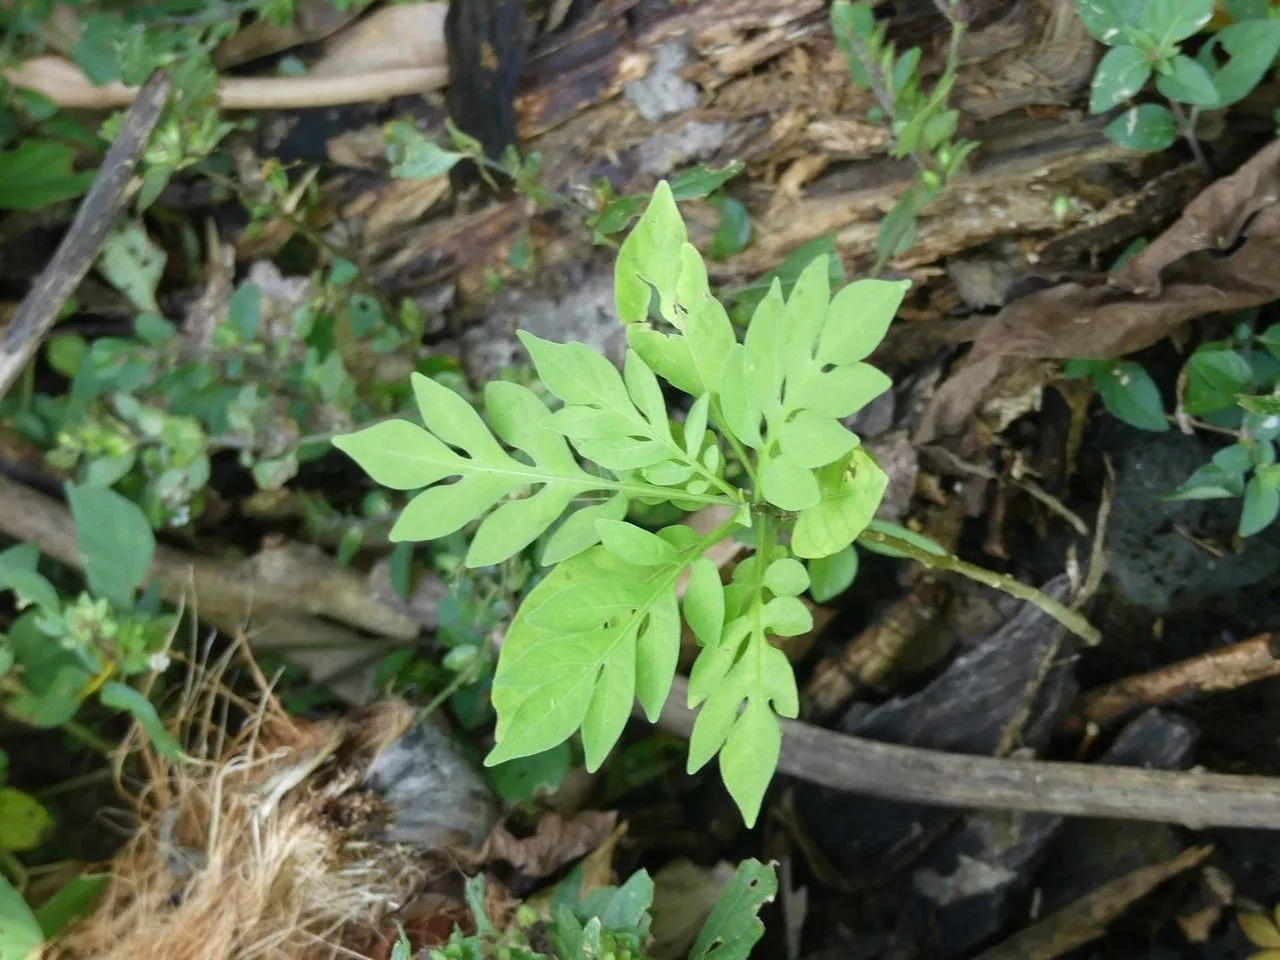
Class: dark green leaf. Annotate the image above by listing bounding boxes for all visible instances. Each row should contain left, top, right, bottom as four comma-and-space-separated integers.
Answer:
708, 196, 752, 260
1094, 361, 1168, 431
1238, 393, 1280, 416
1139, 0, 1214, 51
1104, 104, 1176, 152
1074, 0, 1145, 45
668, 162, 745, 200
487, 742, 571, 804
689, 859, 777, 960
33, 874, 109, 939
384, 120, 463, 179
1090, 46, 1153, 112
0, 140, 94, 211
65, 483, 155, 608
1155, 54, 1219, 106
1240, 467, 1280, 536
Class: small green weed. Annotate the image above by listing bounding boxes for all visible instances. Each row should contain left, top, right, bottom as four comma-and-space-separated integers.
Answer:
412, 859, 775, 960
1070, 309, 1280, 536
1076, 0, 1280, 156
829, 0, 979, 270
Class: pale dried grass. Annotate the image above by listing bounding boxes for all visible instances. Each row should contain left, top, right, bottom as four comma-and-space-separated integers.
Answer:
48, 632, 425, 960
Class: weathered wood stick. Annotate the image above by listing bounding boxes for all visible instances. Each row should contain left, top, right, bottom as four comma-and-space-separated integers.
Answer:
655, 675, 1280, 830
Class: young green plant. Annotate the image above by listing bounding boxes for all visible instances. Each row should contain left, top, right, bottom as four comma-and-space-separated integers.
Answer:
1077, 0, 1280, 157
334, 181, 1098, 827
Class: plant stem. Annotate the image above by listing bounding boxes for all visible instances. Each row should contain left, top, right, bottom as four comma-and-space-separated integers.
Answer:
856, 527, 1102, 645
711, 399, 759, 489
1169, 101, 1211, 175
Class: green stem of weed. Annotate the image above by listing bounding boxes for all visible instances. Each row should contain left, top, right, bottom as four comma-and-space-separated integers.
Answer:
856, 527, 1102, 645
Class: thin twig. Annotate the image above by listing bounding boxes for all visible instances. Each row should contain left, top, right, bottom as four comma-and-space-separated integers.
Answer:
0, 69, 173, 401
654, 676, 1280, 829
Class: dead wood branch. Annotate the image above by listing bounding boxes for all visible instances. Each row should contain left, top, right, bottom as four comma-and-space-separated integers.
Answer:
0, 69, 171, 401
1061, 635, 1280, 734
654, 676, 1280, 830
974, 845, 1214, 960
0, 475, 416, 701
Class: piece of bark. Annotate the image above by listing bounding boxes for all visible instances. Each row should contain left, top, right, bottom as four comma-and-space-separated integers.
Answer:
1061, 634, 1280, 735
972, 845, 1214, 960
795, 576, 1078, 871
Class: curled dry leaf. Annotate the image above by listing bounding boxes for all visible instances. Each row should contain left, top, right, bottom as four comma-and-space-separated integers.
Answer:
468, 810, 619, 884
919, 139, 1280, 441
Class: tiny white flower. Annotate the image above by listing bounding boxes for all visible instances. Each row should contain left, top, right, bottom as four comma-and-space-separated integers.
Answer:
148, 652, 171, 673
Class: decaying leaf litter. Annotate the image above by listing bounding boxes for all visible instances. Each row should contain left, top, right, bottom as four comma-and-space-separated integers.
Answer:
7, 0, 1280, 958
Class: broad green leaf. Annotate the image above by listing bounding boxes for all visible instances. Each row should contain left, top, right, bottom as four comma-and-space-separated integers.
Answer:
541, 495, 628, 565
1074, 0, 1142, 45
98, 681, 186, 761
817, 278, 910, 365
487, 542, 692, 767
519, 332, 633, 410
718, 344, 764, 448
674, 244, 737, 394
97, 222, 166, 315
689, 859, 776, 960
684, 555, 726, 647
616, 180, 687, 324
1241, 467, 1280, 536
760, 457, 820, 512
1095, 361, 1168, 432
1140, 0, 1213, 51
1089, 46, 1152, 113
719, 697, 779, 827
0, 789, 52, 852
808, 546, 858, 602
789, 363, 893, 419
763, 596, 812, 636
779, 411, 860, 469
783, 257, 832, 382
0, 875, 42, 960
66, 482, 155, 608
791, 449, 890, 559
33, 874, 109, 939
0, 139, 94, 211
598, 520, 681, 567
1155, 54, 1219, 106
763, 558, 809, 597
1186, 347, 1253, 414
1105, 104, 1176, 152
1202, 21, 1280, 107
742, 280, 788, 421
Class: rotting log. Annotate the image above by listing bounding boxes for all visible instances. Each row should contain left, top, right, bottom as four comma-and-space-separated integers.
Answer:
325, 0, 1159, 302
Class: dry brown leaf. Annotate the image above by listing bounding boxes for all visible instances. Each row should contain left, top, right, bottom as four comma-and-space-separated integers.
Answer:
649, 860, 738, 959
918, 139, 1280, 441
309, 3, 447, 78
472, 811, 619, 882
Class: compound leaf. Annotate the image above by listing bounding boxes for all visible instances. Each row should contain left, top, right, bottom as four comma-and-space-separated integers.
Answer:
336, 375, 607, 566
817, 278, 910, 365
